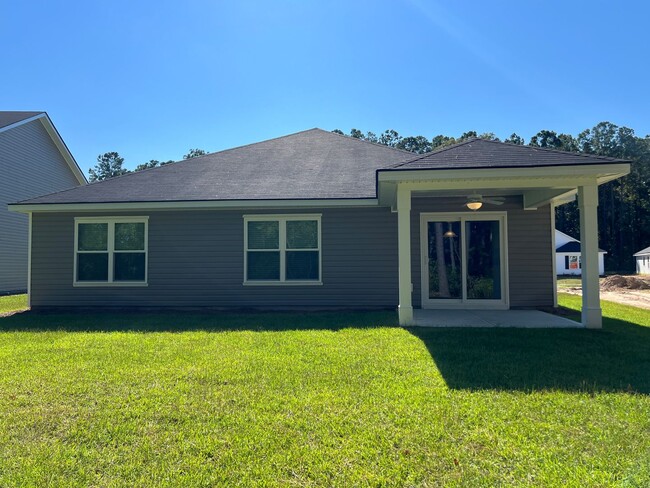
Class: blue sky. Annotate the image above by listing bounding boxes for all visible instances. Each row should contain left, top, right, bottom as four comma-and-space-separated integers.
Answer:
3, 0, 649, 173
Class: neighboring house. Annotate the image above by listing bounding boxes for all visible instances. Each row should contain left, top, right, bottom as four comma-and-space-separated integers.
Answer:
634, 246, 650, 274
9, 129, 630, 328
555, 229, 606, 276
0, 112, 86, 294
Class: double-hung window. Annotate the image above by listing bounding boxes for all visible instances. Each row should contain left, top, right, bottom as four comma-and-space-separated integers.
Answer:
244, 215, 321, 284
74, 217, 148, 285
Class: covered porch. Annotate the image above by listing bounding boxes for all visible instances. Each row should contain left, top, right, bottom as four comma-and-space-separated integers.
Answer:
377, 142, 630, 329
412, 309, 581, 328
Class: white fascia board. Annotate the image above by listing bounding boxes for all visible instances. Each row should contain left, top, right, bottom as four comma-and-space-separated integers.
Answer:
8, 198, 380, 213
38, 115, 88, 185
377, 164, 630, 187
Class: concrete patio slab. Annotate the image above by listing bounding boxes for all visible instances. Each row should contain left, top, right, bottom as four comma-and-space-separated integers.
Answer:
411, 309, 582, 328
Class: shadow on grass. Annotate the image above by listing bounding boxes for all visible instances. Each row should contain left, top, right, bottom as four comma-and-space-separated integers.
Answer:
0, 309, 398, 333
2, 307, 648, 394
408, 313, 650, 394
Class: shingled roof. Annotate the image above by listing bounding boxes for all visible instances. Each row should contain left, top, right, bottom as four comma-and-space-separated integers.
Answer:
383, 137, 629, 171
18, 128, 413, 204
16, 130, 631, 206
0, 111, 44, 130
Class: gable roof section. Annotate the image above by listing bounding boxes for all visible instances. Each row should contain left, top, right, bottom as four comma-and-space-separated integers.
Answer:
16, 128, 412, 205
0, 111, 87, 185
0, 111, 44, 130
556, 242, 606, 253
382, 138, 630, 171
634, 246, 650, 257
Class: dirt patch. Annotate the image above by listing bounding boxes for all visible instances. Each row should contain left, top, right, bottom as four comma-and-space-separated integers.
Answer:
561, 275, 650, 310
601, 275, 650, 291
0, 309, 29, 318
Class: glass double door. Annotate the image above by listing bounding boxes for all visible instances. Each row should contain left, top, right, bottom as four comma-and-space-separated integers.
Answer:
421, 214, 507, 309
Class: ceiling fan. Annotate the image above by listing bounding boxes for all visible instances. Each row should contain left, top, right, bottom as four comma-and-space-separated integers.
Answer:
464, 193, 505, 211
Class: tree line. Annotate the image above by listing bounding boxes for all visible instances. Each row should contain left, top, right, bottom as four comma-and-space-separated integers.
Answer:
89, 121, 649, 272
88, 148, 208, 182
334, 122, 650, 272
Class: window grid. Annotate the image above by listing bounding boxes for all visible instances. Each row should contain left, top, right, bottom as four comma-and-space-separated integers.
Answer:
244, 215, 321, 284
74, 217, 148, 286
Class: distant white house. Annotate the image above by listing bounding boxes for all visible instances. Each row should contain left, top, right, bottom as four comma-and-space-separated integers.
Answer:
555, 229, 606, 276
634, 246, 650, 275
0, 111, 86, 293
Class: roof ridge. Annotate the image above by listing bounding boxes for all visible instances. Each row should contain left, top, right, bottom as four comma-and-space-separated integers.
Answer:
386, 137, 479, 169
386, 136, 630, 170
36, 128, 333, 194
325, 129, 415, 156
477, 137, 629, 162
179, 128, 328, 163
62, 128, 418, 193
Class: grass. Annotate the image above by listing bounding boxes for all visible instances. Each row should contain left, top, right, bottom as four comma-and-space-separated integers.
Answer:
0, 293, 28, 314
0, 296, 648, 486
556, 276, 583, 288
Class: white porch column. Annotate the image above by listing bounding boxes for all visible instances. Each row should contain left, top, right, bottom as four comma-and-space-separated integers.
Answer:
578, 184, 602, 328
397, 184, 413, 325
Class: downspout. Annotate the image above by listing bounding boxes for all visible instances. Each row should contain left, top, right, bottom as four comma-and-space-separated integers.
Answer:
550, 203, 558, 308
27, 212, 32, 308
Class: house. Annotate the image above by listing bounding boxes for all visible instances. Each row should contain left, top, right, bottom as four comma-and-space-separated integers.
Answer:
555, 229, 606, 276
634, 246, 650, 274
9, 129, 631, 328
0, 111, 86, 294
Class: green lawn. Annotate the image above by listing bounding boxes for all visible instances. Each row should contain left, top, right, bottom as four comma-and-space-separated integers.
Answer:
556, 276, 583, 288
0, 296, 648, 486
0, 293, 28, 314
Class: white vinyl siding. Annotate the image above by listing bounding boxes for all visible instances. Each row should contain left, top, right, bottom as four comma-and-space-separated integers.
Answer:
243, 214, 322, 285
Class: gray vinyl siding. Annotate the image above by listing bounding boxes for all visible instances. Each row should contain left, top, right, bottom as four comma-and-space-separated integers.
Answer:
31, 208, 399, 309
30, 199, 554, 310
0, 119, 82, 293
410, 196, 554, 309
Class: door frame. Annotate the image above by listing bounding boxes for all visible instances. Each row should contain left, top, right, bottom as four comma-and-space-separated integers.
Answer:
420, 212, 509, 310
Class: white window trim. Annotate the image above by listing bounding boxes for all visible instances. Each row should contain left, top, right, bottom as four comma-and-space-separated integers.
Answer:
73, 216, 149, 287
243, 214, 322, 286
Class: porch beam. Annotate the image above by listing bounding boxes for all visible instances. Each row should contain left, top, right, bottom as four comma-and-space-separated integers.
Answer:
523, 189, 575, 210
397, 184, 413, 325
377, 164, 630, 183
393, 177, 594, 192
578, 184, 602, 328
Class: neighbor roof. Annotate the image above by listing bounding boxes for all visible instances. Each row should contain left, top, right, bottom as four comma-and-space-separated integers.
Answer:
18, 129, 413, 204
556, 242, 605, 253
383, 138, 629, 171
0, 111, 44, 130
634, 246, 650, 257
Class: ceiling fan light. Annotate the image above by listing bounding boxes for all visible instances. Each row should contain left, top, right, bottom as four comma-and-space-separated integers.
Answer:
466, 201, 483, 211
443, 230, 457, 238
